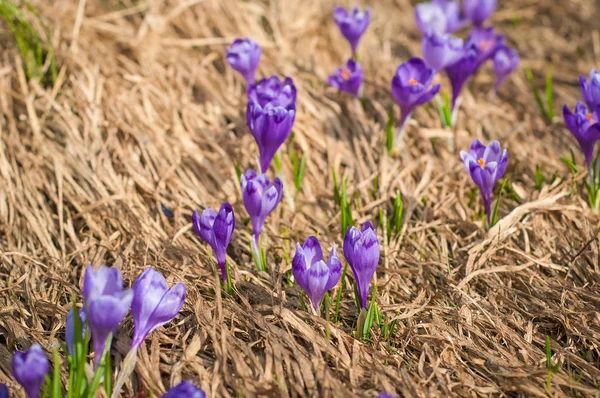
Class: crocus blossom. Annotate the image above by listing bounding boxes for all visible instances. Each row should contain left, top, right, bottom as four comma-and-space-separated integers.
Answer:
580, 69, 600, 111
333, 5, 371, 54
83, 265, 134, 367
466, 27, 505, 69
328, 59, 363, 97
421, 31, 464, 72
65, 307, 87, 356
460, 140, 508, 224
247, 75, 296, 173
11, 344, 48, 398
376, 394, 396, 398
0, 384, 7, 398
563, 102, 600, 171
192, 203, 235, 281
445, 44, 478, 109
292, 236, 342, 312
493, 46, 519, 91
463, 0, 496, 26
391, 57, 440, 132
131, 268, 186, 349
162, 381, 206, 398
240, 169, 283, 249
343, 222, 380, 309
415, 0, 465, 35
226, 38, 261, 84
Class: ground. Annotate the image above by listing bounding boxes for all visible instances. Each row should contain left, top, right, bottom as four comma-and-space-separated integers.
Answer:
1, 0, 600, 397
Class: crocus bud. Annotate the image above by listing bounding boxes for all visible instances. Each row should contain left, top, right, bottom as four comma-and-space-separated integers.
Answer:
377, 393, 396, 398
83, 265, 134, 367
343, 222, 380, 309
391, 58, 440, 127
493, 46, 519, 91
463, 0, 496, 26
563, 102, 600, 172
333, 5, 371, 54
11, 344, 49, 398
459, 139, 508, 224
292, 237, 342, 312
0, 384, 7, 398
445, 44, 478, 109
192, 203, 235, 281
162, 381, 206, 398
247, 76, 296, 173
421, 31, 464, 72
65, 307, 87, 356
240, 169, 283, 247
226, 38, 261, 84
580, 69, 600, 111
131, 268, 186, 349
415, 0, 465, 35
328, 59, 363, 98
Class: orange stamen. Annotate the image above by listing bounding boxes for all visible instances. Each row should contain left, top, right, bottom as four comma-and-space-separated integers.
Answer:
480, 40, 493, 52
478, 158, 485, 168
341, 69, 351, 80
587, 112, 594, 124
409, 78, 418, 86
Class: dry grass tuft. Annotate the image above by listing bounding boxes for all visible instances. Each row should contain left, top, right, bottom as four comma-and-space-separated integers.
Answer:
1, 0, 600, 396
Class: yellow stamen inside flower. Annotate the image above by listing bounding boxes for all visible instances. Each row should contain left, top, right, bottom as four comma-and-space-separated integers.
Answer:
587, 112, 594, 124
409, 78, 418, 86
341, 69, 351, 80
478, 158, 485, 168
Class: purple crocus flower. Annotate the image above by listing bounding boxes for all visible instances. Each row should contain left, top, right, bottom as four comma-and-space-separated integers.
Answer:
580, 69, 600, 111
343, 222, 380, 309
226, 38, 261, 84
421, 31, 464, 72
333, 5, 371, 54
65, 307, 87, 356
415, 0, 465, 35
0, 384, 7, 398
240, 169, 283, 250
292, 237, 342, 313
460, 140, 508, 224
391, 57, 440, 131
377, 394, 396, 398
445, 44, 478, 109
247, 75, 296, 173
131, 268, 186, 350
463, 0, 496, 26
192, 203, 235, 282
563, 102, 600, 171
466, 27, 505, 69
162, 381, 206, 398
493, 46, 519, 91
328, 59, 363, 98
83, 265, 134, 367
11, 344, 49, 398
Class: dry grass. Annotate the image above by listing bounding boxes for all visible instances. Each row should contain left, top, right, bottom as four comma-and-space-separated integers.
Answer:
1, 0, 600, 396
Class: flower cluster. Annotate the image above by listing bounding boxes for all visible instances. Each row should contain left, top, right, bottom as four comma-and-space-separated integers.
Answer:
6, 266, 193, 398
418, 0, 519, 111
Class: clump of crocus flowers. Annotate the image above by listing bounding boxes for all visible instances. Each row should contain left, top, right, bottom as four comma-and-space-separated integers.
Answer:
460, 139, 508, 227
6, 265, 191, 398
563, 69, 600, 210
415, 0, 518, 122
